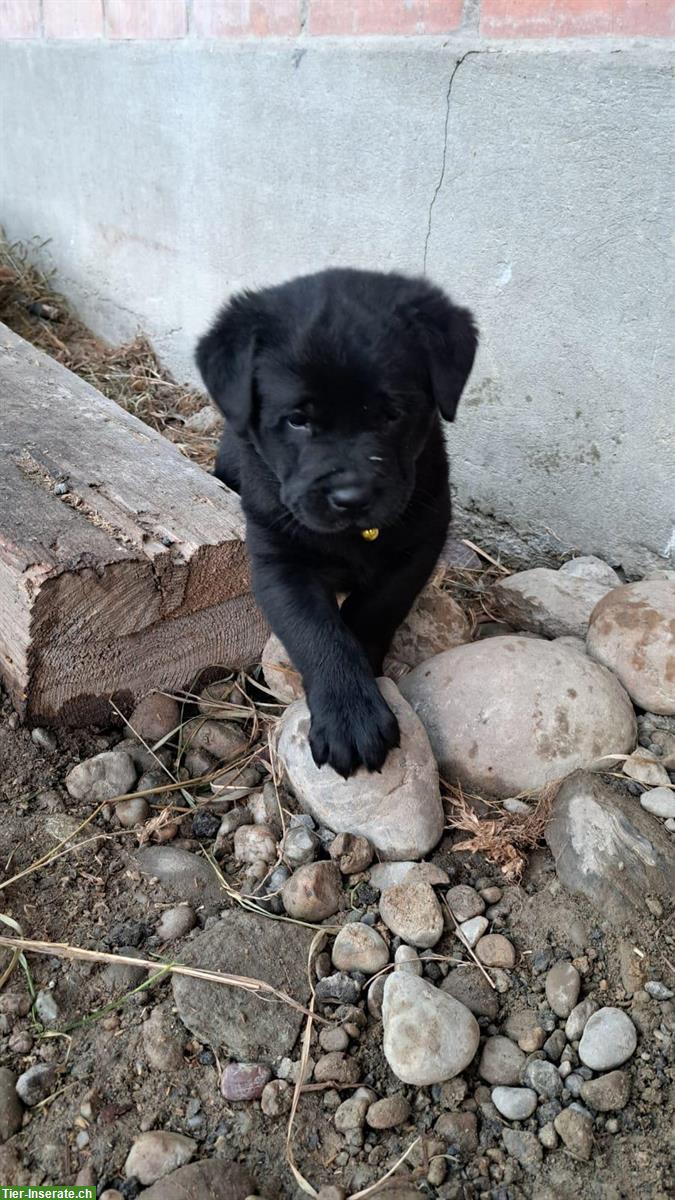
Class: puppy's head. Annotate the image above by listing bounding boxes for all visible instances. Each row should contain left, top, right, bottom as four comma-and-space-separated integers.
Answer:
196, 269, 477, 534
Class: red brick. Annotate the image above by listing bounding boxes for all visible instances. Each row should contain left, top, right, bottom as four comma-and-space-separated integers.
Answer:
309, 0, 464, 34
192, 0, 301, 36
0, 0, 40, 37
43, 0, 103, 37
480, 0, 675, 38
105, 0, 187, 39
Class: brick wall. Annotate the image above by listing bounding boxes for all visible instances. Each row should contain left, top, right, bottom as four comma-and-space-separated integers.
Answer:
0, 0, 672, 39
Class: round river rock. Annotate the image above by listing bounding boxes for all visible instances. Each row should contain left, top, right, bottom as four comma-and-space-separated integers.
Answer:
399, 636, 636, 797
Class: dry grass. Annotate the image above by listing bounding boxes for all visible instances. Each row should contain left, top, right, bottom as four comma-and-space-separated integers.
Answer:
444, 779, 562, 881
0, 231, 220, 469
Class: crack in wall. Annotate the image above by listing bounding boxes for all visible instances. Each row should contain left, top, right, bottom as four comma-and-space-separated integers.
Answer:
423, 49, 481, 276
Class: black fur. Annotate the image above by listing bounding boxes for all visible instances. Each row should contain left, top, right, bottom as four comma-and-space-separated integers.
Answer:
196, 268, 477, 777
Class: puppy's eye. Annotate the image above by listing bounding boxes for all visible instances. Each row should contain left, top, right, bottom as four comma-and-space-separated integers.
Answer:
287, 411, 311, 431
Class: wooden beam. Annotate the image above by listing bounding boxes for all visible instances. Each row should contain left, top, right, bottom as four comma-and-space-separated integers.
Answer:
0, 324, 267, 724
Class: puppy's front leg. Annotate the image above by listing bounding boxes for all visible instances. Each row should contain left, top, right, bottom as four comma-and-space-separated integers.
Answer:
251, 552, 399, 777
341, 530, 447, 672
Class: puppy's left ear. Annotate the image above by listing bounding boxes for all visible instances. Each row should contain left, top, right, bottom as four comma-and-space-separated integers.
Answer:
417, 291, 479, 422
195, 296, 257, 435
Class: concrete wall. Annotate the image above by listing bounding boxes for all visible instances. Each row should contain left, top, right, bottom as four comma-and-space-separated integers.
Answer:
1, 2, 673, 574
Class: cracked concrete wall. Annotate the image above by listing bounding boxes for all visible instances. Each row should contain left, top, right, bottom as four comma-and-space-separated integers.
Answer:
0, 39, 672, 572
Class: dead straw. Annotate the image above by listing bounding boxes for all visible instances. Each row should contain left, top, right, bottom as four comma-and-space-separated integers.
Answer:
0, 935, 318, 1022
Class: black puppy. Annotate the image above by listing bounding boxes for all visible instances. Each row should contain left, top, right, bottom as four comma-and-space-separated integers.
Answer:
196, 268, 477, 777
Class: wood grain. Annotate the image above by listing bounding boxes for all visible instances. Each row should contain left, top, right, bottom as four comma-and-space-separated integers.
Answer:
0, 324, 267, 723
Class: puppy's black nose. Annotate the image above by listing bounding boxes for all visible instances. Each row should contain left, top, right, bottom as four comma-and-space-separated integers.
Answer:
328, 482, 371, 513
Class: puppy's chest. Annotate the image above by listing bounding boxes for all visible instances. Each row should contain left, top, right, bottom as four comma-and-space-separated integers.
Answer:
315, 538, 396, 594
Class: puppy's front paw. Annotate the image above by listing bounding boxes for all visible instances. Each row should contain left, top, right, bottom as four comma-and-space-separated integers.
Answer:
308, 680, 400, 778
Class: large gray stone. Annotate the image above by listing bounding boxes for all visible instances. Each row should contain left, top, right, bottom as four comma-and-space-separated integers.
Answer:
545, 772, 675, 923
587, 581, 675, 715
172, 911, 313, 1060
277, 678, 443, 860
399, 636, 636, 797
492, 567, 613, 638
559, 557, 622, 589
382, 973, 480, 1085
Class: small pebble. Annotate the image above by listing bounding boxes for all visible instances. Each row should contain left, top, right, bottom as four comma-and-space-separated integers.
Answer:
319, 1025, 350, 1052
15, 1063, 56, 1106
116, 797, 150, 827
379, 882, 444, 948
523, 1059, 562, 1100
502, 1128, 543, 1168
394, 944, 423, 976
539, 1122, 558, 1150
578, 1007, 637, 1070
491, 1086, 537, 1121
331, 923, 389, 976
334, 1094, 369, 1131
543, 1028, 566, 1062
282, 862, 342, 921
639, 787, 675, 819
366, 1094, 411, 1129
221, 1062, 272, 1101
31, 727, 57, 751
234, 824, 277, 865
565, 997, 598, 1041
475, 934, 516, 968
35, 989, 59, 1025
191, 810, 221, 840
553, 1107, 594, 1161
329, 832, 373, 874
580, 1070, 630, 1112
124, 1130, 195, 1183
479, 1037, 526, 1086
260, 1078, 292, 1117
623, 748, 670, 787
156, 905, 197, 941
129, 693, 180, 744
446, 884, 485, 922
65, 750, 137, 803
314, 1053, 361, 1085
281, 825, 320, 868
545, 961, 581, 1017
457, 916, 488, 948
315, 972, 361, 1006
645, 980, 674, 1000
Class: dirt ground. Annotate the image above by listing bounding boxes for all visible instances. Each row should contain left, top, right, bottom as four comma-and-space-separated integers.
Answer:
0, 679, 672, 1198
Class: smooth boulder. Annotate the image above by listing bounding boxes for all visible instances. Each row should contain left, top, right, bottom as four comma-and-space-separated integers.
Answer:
277, 678, 444, 860
587, 580, 675, 715
399, 636, 636, 797
385, 586, 471, 673
545, 772, 675, 924
492, 566, 614, 638
172, 911, 313, 1059
382, 973, 480, 1085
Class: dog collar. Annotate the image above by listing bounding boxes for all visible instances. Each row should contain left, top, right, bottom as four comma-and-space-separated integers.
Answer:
361, 528, 379, 541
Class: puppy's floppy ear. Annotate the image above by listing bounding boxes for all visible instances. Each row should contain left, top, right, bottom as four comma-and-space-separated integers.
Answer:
414, 288, 479, 422
195, 296, 257, 435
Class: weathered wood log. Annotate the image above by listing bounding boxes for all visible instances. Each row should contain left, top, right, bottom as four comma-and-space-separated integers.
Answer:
0, 323, 267, 724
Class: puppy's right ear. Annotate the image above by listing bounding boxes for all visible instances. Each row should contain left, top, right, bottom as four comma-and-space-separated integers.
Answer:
195, 298, 256, 435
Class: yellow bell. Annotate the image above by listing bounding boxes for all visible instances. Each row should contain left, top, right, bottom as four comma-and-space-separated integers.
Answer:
361, 527, 379, 541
